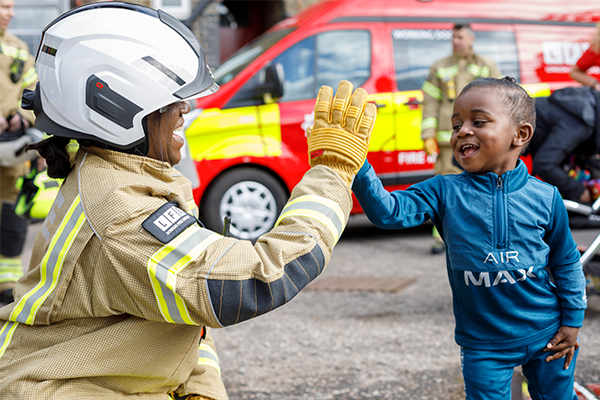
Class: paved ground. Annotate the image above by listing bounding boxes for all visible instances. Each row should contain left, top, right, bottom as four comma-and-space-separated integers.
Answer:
207, 216, 600, 400
20, 215, 600, 399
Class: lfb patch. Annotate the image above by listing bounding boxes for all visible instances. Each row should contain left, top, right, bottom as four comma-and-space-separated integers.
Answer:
143, 201, 196, 243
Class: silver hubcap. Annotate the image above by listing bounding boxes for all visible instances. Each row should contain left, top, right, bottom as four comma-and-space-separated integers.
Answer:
219, 180, 278, 240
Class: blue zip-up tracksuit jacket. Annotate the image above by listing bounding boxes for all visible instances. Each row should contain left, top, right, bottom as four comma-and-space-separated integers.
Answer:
353, 160, 587, 350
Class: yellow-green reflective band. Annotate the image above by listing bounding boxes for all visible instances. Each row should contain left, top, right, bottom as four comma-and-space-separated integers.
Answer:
275, 195, 345, 244
436, 131, 452, 143
147, 224, 221, 325
421, 117, 438, 130
0, 44, 28, 60
0, 258, 22, 267
436, 65, 458, 80
9, 196, 86, 325
422, 81, 442, 101
0, 273, 22, 283
198, 342, 221, 375
467, 64, 490, 77
0, 321, 19, 359
21, 67, 37, 88
0, 258, 23, 282
17, 49, 27, 61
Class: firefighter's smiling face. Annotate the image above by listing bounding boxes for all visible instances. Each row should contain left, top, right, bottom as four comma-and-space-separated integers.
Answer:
0, 0, 15, 31
146, 101, 191, 166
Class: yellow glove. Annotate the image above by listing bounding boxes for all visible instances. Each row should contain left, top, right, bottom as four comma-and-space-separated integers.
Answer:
307, 80, 376, 189
423, 137, 439, 156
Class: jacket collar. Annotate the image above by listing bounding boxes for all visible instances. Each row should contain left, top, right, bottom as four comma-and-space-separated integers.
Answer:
80, 146, 177, 183
452, 48, 475, 62
463, 159, 530, 193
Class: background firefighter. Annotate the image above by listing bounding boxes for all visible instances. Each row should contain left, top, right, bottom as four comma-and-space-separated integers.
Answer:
420, 23, 502, 254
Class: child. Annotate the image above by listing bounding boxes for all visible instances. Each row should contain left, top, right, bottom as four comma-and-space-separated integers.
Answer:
352, 77, 587, 400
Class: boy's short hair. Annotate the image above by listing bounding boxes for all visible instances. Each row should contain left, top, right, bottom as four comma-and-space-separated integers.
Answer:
459, 76, 536, 132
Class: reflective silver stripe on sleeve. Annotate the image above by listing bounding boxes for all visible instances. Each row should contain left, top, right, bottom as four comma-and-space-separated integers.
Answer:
275, 195, 345, 244
147, 224, 221, 325
421, 117, 438, 131
198, 342, 221, 375
0, 321, 19, 359
422, 81, 442, 101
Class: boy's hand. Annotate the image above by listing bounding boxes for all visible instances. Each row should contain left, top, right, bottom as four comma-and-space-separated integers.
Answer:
543, 326, 580, 369
307, 80, 376, 189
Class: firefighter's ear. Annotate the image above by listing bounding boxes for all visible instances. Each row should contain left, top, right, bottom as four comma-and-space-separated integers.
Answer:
513, 122, 533, 148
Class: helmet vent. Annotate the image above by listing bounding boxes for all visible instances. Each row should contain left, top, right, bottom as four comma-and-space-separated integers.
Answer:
85, 75, 143, 130
142, 56, 185, 86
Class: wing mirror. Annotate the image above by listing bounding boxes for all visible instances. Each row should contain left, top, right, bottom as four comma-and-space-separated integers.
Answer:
261, 63, 284, 103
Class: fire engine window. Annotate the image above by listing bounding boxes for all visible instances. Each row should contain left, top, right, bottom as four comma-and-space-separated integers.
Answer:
472, 31, 520, 82
393, 29, 454, 91
392, 29, 519, 91
272, 36, 316, 102
316, 30, 371, 93
226, 29, 370, 108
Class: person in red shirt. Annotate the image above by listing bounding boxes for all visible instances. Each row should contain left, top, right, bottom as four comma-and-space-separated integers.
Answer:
571, 22, 600, 90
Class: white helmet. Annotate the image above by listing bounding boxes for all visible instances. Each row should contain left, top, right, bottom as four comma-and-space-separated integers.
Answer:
0, 128, 44, 166
22, 2, 218, 151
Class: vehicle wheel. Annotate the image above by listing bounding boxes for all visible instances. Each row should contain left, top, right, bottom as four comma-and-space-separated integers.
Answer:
200, 167, 288, 241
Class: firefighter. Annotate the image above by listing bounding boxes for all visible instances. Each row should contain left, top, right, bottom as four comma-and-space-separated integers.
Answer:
0, 0, 38, 305
420, 23, 502, 253
0, 3, 375, 399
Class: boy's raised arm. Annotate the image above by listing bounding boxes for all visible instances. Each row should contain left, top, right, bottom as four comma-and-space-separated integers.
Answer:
352, 161, 442, 229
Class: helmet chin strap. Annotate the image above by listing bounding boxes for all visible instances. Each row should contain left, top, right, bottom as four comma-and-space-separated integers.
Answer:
134, 117, 150, 156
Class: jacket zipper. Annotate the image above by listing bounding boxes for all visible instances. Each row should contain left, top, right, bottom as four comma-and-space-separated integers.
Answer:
496, 176, 506, 249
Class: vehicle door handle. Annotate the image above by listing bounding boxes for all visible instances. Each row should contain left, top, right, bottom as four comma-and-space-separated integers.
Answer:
403, 99, 422, 106
369, 101, 386, 109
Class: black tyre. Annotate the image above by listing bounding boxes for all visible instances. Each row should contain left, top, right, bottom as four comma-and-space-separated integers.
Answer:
200, 167, 288, 241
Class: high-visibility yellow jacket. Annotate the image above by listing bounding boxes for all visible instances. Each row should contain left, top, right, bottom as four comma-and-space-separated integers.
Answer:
0, 146, 352, 399
420, 49, 501, 146
0, 30, 38, 203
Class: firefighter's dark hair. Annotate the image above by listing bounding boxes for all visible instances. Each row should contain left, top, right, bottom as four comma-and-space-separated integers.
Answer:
453, 23, 474, 35
459, 76, 536, 132
25, 136, 73, 179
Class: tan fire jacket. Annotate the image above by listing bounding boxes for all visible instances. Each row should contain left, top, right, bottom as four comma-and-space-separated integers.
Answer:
0, 146, 352, 399
0, 162, 27, 202
420, 49, 501, 147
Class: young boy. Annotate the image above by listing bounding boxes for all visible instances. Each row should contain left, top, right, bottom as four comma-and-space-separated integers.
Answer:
352, 77, 587, 400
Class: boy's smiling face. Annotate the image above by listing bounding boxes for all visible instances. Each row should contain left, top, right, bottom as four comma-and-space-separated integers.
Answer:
450, 87, 532, 176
